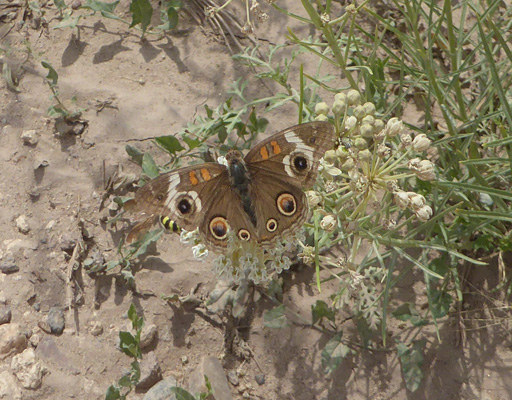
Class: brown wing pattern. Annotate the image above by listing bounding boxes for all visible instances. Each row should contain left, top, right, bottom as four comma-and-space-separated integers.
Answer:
125, 163, 228, 232
244, 121, 336, 187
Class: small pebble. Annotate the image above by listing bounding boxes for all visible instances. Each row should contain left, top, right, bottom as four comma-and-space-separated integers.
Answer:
227, 370, 239, 386
181, 355, 188, 365
0, 306, 12, 325
15, 215, 30, 234
33, 303, 40, 312
71, 0, 81, 9
255, 374, 265, 385
0, 260, 19, 274
89, 321, 103, 336
47, 307, 65, 334
20, 130, 38, 146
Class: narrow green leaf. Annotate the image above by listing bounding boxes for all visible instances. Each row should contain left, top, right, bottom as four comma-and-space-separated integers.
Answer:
129, 0, 153, 33
311, 300, 335, 325
155, 135, 185, 155
321, 332, 349, 374
263, 304, 289, 329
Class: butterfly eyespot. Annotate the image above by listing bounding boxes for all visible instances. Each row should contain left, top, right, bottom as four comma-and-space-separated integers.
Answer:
210, 217, 229, 240
276, 193, 297, 216
238, 229, 251, 241
157, 194, 164, 201
178, 199, 192, 214
293, 155, 308, 171
266, 218, 277, 232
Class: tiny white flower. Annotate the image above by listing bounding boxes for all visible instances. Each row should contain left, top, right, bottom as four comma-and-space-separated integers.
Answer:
320, 214, 337, 232
400, 132, 412, 147
217, 156, 228, 166
377, 143, 390, 158
415, 205, 433, 221
394, 191, 409, 209
408, 192, 426, 210
306, 190, 322, 207
192, 244, 208, 260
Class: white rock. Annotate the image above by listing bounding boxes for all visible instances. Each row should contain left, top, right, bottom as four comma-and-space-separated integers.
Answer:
0, 371, 22, 400
140, 324, 158, 348
0, 323, 27, 360
15, 215, 30, 234
10, 348, 44, 389
20, 130, 38, 146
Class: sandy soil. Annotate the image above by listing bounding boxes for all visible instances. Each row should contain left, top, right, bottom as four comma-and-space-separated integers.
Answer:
1, 1, 511, 399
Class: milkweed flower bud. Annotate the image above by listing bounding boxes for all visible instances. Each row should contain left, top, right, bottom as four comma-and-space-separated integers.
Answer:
360, 123, 373, 138
344, 116, 357, 130
362, 102, 376, 116
315, 114, 328, 122
412, 133, 431, 152
347, 90, 361, 105
332, 100, 346, 115
354, 137, 368, 150
334, 92, 347, 103
315, 102, 330, 116
353, 105, 366, 119
373, 119, 385, 134
385, 117, 403, 137
408, 158, 436, 181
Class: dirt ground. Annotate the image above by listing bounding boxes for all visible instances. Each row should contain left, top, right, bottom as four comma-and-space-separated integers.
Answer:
1, 1, 512, 399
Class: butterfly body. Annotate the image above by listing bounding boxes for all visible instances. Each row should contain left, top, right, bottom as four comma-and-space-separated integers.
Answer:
126, 121, 336, 253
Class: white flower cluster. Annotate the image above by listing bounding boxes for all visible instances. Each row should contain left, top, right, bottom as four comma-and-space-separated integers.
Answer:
311, 90, 436, 231
393, 191, 433, 222
212, 232, 301, 284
